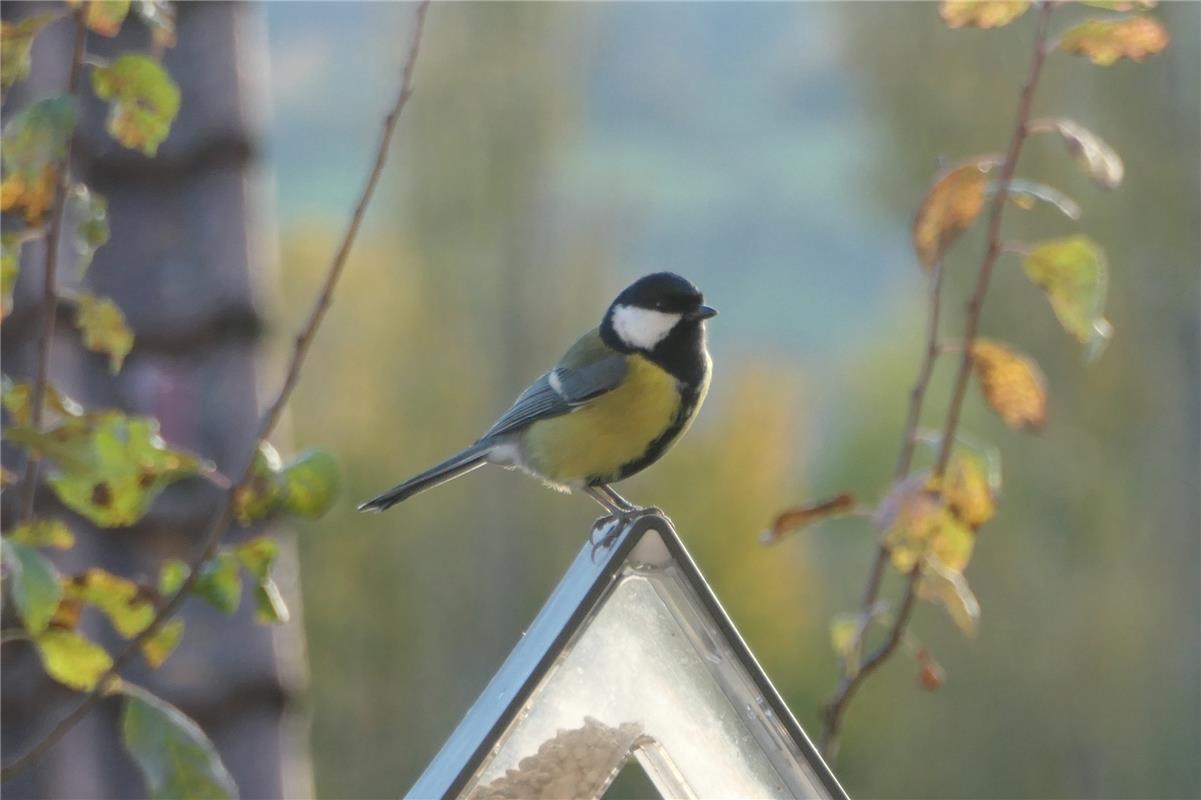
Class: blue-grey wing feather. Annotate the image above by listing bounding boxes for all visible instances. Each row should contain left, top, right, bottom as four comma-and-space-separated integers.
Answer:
481, 356, 627, 440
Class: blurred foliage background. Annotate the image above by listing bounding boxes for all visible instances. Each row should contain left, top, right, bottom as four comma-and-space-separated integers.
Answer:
260, 3, 1198, 798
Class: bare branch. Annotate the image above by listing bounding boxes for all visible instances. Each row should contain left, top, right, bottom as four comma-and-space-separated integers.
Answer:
0, 0, 432, 780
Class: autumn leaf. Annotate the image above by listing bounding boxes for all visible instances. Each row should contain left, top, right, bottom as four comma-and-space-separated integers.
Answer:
1002, 179, 1081, 220
971, 339, 1048, 431
939, 1, 1029, 29
68, 184, 110, 274
232, 442, 283, 524
918, 555, 981, 636
1028, 118, 1123, 189
2, 538, 63, 634
7, 410, 212, 527
761, 493, 855, 544
33, 629, 112, 691
91, 53, 180, 156
1, 95, 75, 224
7, 518, 76, 549
915, 647, 947, 690
1059, 16, 1169, 65
912, 156, 1001, 269
1, 12, 63, 93
1079, 0, 1156, 9
234, 536, 279, 581
942, 448, 1000, 529
65, 568, 155, 638
2, 233, 25, 319
1022, 235, 1112, 359
76, 292, 134, 373
1, 377, 84, 426
830, 614, 862, 676
140, 620, 184, 668
875, 474, 942, 572
68, 0, 131, 37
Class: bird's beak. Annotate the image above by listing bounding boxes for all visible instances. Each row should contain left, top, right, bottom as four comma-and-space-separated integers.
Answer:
689, 304, 718, 321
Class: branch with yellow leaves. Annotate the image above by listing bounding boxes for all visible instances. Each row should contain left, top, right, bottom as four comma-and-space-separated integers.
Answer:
762, 0, 1169, 763
0, 0, 432, 780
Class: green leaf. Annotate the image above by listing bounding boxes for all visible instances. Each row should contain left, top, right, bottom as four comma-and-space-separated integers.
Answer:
68, 184, 110, 274
70, 0, 132, 37
33, 629, 113, 690
76, 291, 134, 373
1022, 235, 1112, 359
253, 578, 289, 625
65, 568, 155, 637
195, 553, 242, 615
1028, 118, 1123, 190
1, 376, 84, 426
1, 232, 22, 319
1001, 179, 1081, 220
0, 95, 76, 224
155, 554, 241, 614
9, 410, 211, 527
2, 539, 62, 634
234, 536, 279, 581
1, 12, 63, 92
91, 53, 180, 156
158, 558, 188, 596
918, 555, 981, 636
140, 619, 184, 668
1059, 15, 1169, 65
280, 449, 341, 519
232, 442, 284, 524
120, 683, 238, 800
6, 518, 76, 549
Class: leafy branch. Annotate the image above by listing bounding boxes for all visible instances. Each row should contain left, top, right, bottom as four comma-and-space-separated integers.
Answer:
759, 0, 1170, 761
0, 0, 432, 790
16, 15, 87, 523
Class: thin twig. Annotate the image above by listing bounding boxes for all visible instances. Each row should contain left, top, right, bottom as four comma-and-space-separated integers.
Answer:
0, 0, 431, 780
819, 1, 1055, 758
17, 18, 88, 523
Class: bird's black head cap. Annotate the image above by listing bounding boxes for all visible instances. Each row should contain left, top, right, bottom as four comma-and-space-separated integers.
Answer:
611, 272, 705, 315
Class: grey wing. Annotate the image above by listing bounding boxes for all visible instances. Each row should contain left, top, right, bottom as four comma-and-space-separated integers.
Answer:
480, 356, 628, 441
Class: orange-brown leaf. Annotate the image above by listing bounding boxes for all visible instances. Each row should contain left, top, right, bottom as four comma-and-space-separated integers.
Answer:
1059, 16, 1169, 65
940, 1, 1030, 29
912, 157, 1001, 269
971, 339, 1048, 431
762, 493, 855, 544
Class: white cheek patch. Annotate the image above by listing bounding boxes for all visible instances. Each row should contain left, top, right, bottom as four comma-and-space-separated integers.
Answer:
612, 304, 681, 349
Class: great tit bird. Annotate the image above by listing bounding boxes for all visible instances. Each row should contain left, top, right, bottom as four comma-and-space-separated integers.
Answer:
358, 272, 716, 535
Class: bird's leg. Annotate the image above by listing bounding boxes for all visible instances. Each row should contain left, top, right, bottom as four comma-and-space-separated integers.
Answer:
601, 485, 663, 519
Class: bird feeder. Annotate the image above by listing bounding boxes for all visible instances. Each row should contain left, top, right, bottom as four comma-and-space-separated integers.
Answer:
409, 515, 846, 799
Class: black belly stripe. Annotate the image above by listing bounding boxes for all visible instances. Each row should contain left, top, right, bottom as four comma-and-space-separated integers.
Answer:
590, 382, 702, 485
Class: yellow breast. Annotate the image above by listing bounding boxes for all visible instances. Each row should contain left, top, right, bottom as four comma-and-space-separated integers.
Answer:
522, 354, 681, 485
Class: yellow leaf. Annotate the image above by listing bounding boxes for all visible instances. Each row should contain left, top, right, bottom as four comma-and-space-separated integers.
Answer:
971, 339, 1048, 431
876, 474, 943, 572
7, 519, 76, 549
1060, 16, 1169, 65
65, 568, 155, 638
939, 1, 1030, 29
761, 492, 855, 544
912, 156, 1001, 269
140, 620, 184, 668
1, 164, 57, 224
942, 449, 998, 529
918, 555, 980, 636
76, 292, 134, 373
829, 614, 862, 676
1022, 236, 1112, 359
33, 629, 113, 691
68, 0, 131, 37
1029, 118, 1123, 189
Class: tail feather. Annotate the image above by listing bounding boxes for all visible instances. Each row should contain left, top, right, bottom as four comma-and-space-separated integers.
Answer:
358, 443, 490, 512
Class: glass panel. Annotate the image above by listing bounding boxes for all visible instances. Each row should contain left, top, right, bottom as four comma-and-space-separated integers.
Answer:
465, 534, 831, 799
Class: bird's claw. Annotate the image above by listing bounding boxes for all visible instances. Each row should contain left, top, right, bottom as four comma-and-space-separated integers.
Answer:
588, 506, 667, 561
